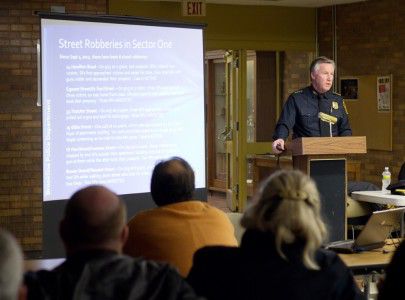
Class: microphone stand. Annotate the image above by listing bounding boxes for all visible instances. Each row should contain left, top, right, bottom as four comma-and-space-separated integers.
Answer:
329, 122, 332, 137
329, 108, 333, 137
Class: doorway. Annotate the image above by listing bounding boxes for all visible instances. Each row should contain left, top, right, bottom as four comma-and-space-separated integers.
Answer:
206, 50, 285, 211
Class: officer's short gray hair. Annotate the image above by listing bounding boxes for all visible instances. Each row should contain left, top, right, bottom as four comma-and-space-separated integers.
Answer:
310, 56, 335, 74
0, 229, 24, 300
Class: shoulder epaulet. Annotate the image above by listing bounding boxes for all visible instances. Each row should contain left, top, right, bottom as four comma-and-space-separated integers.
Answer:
343, 100, 349, 115
293, 89, 303, 94
332, 91, 341, 96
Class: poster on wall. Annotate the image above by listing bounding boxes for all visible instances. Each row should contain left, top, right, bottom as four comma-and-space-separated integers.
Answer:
340, 78, 358, 100
377, 75, 391, 112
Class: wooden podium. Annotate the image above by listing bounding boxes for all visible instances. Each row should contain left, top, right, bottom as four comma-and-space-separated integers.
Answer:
291, 136, 367, 242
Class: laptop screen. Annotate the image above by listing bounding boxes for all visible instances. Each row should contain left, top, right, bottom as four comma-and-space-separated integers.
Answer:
354, 207, 405, 250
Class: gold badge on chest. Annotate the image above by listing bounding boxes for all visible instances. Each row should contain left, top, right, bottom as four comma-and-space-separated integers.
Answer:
332, 101, 338, 110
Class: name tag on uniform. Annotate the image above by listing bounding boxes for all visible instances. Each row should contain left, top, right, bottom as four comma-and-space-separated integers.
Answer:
332, 101, 338, 109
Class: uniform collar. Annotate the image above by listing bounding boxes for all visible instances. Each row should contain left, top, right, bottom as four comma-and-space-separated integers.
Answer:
309, 86, 333, 99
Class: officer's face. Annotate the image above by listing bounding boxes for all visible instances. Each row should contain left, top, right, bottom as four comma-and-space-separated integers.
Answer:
311, 63, 334, 94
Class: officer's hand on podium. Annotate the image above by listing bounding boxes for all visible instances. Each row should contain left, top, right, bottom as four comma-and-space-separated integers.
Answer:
272, 139, 285, 154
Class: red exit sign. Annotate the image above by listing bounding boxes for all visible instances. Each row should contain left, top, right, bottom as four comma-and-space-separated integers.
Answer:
182, 0, 206, 16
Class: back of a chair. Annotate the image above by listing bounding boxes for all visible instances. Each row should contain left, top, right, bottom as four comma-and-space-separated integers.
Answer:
347, 181, 381, 226
226, 212, 245, 245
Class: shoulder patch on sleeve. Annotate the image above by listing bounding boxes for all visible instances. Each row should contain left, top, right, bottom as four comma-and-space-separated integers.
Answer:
343, 101, 349, 115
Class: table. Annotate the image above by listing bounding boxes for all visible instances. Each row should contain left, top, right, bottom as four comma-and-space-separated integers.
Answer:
339, 244, 396, 273
351, 191, 405, 206
339, 241, 399, 299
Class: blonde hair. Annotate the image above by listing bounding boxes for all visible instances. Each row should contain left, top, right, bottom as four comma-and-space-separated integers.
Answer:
241, 170, 327, 270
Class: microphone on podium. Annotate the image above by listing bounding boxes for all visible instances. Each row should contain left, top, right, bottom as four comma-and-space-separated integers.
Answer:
318, 112, 337, 125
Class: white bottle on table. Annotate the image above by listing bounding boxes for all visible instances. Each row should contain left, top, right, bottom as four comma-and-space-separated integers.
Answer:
382, 166, 391, 193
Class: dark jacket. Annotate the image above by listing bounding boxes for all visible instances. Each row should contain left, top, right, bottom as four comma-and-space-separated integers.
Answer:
187, 229, 365, 300
273, 86, 352, 140
25, 250, 202, 300
378, 240, 405, 300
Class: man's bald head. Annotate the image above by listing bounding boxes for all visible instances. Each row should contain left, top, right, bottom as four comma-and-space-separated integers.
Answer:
60, 185, 127, 253
151, 157, 195, 206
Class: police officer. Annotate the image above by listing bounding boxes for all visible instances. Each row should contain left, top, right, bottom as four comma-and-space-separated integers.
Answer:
272, 56, 352, 154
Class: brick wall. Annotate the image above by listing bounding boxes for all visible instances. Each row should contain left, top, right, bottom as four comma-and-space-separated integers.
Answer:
318, 0, 405, 186
282, 51, 314, 102
0, 1, 106, 253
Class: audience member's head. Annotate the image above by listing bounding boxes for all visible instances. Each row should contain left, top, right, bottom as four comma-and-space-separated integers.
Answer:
0, 229, 24, 300
151, 157, 195, 206
241, 170, 327, 270
60, 185, 128, 255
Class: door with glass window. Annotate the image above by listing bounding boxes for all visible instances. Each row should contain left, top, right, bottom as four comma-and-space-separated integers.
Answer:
206, 51, 227, 192
207, 50, 311, 211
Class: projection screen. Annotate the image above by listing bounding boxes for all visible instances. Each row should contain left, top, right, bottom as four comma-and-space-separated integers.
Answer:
40, 13, 206, 257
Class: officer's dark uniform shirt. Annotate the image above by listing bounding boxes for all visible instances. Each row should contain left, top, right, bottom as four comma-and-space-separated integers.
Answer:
273, 86, 352, 140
